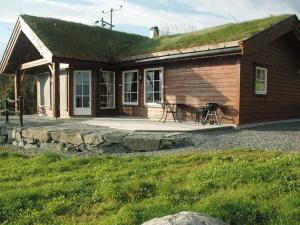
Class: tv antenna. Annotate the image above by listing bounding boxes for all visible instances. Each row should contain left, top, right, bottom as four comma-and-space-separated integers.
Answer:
95, 5, 123, 30
227, 12, 239, 23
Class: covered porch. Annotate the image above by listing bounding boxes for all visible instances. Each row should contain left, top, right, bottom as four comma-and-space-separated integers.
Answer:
0, 15, 113, 118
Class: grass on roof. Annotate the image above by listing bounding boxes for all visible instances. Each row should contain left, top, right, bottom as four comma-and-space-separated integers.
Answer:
21, 15, 149, 62
121, 14, 292, 57
21, 14, 293, 61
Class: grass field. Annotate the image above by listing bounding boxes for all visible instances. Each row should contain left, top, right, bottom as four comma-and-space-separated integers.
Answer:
0, 150, 299, 225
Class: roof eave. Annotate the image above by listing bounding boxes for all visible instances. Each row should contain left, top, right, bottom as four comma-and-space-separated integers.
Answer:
0, 17, 22, 74
0, 16, 54, 74
119, 46, 241, 65
241, 15, 299, 55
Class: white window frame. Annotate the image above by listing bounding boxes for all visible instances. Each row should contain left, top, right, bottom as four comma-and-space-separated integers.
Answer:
122, 70, 139, 106
100, 71, 115, 109
144, 67, 164, 107
255, 66, 268, 95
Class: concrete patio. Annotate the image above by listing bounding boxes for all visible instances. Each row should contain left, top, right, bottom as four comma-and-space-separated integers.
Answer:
81, 117, 234, 132
0, 115, 234, 155
0, 115, 234, 132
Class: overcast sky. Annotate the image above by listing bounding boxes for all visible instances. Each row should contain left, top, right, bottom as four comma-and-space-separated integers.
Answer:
0, 0, 300, 57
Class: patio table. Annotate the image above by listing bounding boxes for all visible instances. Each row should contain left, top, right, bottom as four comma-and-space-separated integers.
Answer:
159, 103, 182, 123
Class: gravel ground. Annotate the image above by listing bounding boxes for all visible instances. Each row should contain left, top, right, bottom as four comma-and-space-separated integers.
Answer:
186, 125, 300, 151
115, 121, 300, 156
189, 121, 300, 150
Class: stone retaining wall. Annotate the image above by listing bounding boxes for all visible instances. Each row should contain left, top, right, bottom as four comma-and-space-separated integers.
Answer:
0, 124, 192, 154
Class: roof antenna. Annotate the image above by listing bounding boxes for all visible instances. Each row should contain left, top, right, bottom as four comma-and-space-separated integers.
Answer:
19, 7, 23, 15
95, 5, 123, 30
227, 12, 239, 23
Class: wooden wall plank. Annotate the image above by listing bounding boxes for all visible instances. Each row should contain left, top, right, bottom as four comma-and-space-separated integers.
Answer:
240, 33, 300, 124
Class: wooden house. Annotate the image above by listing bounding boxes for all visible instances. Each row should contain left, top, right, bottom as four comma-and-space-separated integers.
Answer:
1, 14, 300, 125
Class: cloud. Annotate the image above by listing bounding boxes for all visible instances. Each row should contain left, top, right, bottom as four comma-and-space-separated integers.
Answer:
1, 0, 297, 31
1, 0, 298, 60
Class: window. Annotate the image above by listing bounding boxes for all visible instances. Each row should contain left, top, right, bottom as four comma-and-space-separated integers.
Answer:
255, 66, 268, 95
144, 68, 163, 105
100, 71, 115, 109
123, 70, 138, 105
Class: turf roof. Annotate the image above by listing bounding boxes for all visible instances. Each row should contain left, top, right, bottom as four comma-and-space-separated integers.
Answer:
21, 14, 293, 62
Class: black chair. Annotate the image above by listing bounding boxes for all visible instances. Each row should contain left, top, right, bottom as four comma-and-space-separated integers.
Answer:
204, 103, 220, 125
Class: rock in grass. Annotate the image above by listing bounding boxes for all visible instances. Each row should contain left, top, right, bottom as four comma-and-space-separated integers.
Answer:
142, 211, 227, 225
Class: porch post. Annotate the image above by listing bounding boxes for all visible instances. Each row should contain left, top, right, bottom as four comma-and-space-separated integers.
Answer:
14, 70, 24, 111
51, 62, 60, 118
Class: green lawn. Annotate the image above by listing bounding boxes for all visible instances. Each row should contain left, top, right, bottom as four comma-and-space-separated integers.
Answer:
0, 150, 299, 225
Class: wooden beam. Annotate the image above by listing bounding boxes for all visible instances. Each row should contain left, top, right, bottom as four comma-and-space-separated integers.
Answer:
51, 62, 60, 118
14, 70, 24, 111
48, 64, 54, 75
20, 58, 50, 70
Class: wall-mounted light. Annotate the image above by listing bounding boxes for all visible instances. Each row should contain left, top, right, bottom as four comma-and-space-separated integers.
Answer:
139, 75, 142, 81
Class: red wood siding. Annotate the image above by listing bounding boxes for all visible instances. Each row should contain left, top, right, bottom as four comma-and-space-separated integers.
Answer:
117, 56, 241, 124
240, 33, 300, 124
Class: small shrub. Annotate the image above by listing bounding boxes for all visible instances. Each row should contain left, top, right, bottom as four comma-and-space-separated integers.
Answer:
36, 152, 63, 163
0, 152, 27, 160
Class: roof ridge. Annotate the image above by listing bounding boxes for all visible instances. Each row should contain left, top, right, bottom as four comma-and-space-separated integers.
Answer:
20, 14, 148, 39
13, 13, 296, 62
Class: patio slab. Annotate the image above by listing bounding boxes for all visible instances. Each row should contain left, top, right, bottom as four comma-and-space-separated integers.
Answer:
0, 115, 235, 155
81, 117, 234, 132
0, 115, 234, 132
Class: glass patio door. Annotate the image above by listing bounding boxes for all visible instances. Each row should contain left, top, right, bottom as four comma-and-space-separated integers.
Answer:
74, 70, 91, 115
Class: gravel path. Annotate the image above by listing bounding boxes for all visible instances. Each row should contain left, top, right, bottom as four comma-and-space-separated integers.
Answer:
114, 121, 300, 156
180, 121, 300, 152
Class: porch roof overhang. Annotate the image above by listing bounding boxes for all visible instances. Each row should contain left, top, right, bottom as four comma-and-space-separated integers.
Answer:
0, 16, 53, 74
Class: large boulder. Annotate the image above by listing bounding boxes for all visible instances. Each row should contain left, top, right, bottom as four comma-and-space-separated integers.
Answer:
51, 130, 84, 145
123, 133, 161, 151
103, 131, 127, 145
142, 212, 227, 225
82, 130, 115, 146
22, 128, 53, 143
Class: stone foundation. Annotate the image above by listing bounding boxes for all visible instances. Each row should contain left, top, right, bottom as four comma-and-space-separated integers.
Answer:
0, 124, 192, 154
